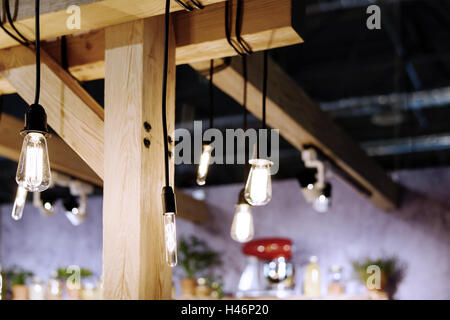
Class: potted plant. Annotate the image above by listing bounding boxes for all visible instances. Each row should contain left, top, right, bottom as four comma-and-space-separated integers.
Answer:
352, 256, 405, 299
57, 267, 93, 300
178, 236, 221, 297
4, 266, 33, 300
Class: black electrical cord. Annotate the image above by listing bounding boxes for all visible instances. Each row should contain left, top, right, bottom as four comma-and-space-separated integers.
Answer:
61, 35, 68, 70
243, 55, 247, 132
225, 0, 252, 56
225, 0, 244, 56
175, 0, 194, 11
235, 0, 252, 55
162, 0, 171, 187
4, 0, 30, 45
257, 51, 268, 159
34, 0, 40, 105
262, 51, 268, 131
0, 1, 29, 46
242, 55, 250, 178
209, 59, 214, 129
190, 0, 204, 10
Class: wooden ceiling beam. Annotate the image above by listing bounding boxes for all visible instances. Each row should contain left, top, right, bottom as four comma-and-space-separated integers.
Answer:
190, 54, 400, 211
0, 0, 303, 94
0, 0, 227, 50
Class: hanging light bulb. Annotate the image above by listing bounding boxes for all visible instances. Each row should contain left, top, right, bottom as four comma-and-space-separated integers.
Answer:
11, 186, 28, 221
196, 144, 213, 186
231, 189, 254, 243
162, 186, 177, 267
244, 51, 273, 206
16, 2, 51, 193
16, 128, 51, 192
244, 159, 273, 206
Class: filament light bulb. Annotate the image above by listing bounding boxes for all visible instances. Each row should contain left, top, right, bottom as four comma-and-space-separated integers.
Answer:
12, 186, 27, 220
164, 212, 178, 267
230, 203, 254, 243
196, 144, 213, 186
244, 159, 273, 206
16, 132, 51, 192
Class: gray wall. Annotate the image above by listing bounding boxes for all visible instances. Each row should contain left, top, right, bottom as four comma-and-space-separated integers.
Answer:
1, 167, 449, 299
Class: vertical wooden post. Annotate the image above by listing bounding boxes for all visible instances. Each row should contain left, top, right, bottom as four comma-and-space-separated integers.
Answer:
103, 16, 175, 299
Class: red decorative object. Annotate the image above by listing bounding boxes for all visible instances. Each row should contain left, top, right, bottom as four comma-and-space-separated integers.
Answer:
243, 238, 292, 261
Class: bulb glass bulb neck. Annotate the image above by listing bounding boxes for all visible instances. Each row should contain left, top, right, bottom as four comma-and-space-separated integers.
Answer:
21, 104, 49, 136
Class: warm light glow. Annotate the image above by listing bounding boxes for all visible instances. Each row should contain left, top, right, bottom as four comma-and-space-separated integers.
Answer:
11, 186, 27, 220
230, 204, 254, 243
164, 212, 178, 267
244, 159, 273, 206
312, 194, 330, 213
196, 144, 213, 186
16, 132, 51, 192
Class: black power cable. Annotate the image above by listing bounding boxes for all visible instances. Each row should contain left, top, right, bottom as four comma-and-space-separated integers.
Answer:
4, 0, 30, 45
175, 0, 194, 11
225, 0, 252, 56
242, 55, 249, 178
262, 51, 268, 131
209, 59, 214, 129
235, 0, 252, 55
34, 0, 40, 105
175, 0, 204, 11
257, 51, 268, 159
0, 0, 29, 46
162, 0, 171, 188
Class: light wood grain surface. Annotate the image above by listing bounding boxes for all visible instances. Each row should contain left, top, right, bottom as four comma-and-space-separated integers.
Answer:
103, 17, 175, 299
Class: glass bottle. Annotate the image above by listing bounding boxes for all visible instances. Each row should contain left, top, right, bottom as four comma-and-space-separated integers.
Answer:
303, 256, 321, 298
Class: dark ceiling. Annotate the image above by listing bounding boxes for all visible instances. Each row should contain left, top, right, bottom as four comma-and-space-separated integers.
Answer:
1, 0, 450, 203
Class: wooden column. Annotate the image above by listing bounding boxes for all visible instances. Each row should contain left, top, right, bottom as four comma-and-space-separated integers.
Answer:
103, 17, 175, 299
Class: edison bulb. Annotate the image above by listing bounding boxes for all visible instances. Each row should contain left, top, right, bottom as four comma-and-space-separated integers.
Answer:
164, 212, 178, 267
196, 144, 213, 186
12, 186, 27, 220
230, 204, 254, 243
16, 132, 51, 192
244, 159, 273, 206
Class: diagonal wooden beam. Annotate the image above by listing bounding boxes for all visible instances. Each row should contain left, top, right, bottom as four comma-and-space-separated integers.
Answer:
190, 54, 399, 211
0, 113, 102, 186
0, 0, 303, 94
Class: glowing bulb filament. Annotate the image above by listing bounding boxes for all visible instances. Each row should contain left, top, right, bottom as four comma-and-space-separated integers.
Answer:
231, 204, 254, 243
164, 212, 178, 267
12, 186, 27, 220
197, 144, 213, 186
244, 159, 273, 206
16, 132, 51, 192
